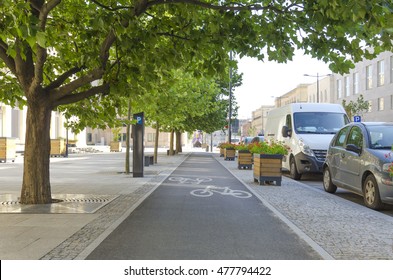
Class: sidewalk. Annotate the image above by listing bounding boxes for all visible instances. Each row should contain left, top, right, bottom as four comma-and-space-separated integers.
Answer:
1, 149, 393, 260
0, 149, 188, 259
217, 153, 393, 260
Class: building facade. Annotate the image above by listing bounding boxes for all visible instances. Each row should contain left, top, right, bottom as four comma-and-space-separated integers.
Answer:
85, 125, 177, 148
0, 104, 82, 150
274, 83, 309, 107
0, 103, 178, 151
251, 105, 275, 135
332, 51, 393, 122
253, 51, 393, 125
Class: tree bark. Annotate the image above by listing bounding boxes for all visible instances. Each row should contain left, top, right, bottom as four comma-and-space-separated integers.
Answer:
169, 129, 174, 156
20, 102, 53, 204
125, 96, 132, 174
175, 130, 182, 153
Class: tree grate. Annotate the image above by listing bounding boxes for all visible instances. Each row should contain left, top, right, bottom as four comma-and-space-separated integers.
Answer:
1, 198, 110, 205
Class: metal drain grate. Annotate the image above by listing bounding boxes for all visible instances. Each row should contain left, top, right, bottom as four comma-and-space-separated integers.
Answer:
62, 197, 111, 203
0, 194, 119, 213
1, 201, 19, 205
0, 197, 111, 205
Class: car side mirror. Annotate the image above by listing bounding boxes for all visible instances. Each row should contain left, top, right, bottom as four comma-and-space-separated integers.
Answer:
281, 126, 292, 138
346, 144, 361, 155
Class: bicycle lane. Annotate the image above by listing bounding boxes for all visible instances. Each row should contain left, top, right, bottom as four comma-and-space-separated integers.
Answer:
86, 152, 321, 260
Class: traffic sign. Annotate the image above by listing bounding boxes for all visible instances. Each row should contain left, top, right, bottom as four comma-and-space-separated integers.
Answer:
354, 116, 361, 122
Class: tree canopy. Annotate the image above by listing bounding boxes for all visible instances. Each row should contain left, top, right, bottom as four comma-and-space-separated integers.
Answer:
1, 0, 392, 204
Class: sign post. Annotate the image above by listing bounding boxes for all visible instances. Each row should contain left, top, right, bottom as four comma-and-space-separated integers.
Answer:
132, 112, 144, 177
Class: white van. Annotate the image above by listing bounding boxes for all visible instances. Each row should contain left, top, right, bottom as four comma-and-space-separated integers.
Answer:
265, 103, 349, 180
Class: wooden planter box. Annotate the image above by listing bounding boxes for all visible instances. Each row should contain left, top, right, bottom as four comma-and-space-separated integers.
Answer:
110, 141, 122, 152
68, 139, 77, 147
50, 139, 66, 157
219, 148, 224, 157
237, 150, 252, 169
224, 148, 236, 161
253, 154, 283, 186
0, 137, 16, 163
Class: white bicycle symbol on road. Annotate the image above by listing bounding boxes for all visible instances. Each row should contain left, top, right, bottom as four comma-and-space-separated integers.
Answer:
168, 176, 212, 185
190, 186, 252, 198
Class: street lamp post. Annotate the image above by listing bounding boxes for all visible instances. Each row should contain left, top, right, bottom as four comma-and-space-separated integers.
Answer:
304, 73, 331, 103
228, 51, 233, 143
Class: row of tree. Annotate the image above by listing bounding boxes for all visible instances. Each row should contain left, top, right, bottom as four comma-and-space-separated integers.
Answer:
1, 0, 392, 204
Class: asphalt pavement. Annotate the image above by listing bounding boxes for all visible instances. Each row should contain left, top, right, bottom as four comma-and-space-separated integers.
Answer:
86, 153, 320, 260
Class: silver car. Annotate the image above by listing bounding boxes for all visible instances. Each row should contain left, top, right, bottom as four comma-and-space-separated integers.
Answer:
323, 122, 393, 210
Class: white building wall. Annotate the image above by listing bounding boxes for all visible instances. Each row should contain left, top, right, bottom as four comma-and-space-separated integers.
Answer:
332, 51, 393, 122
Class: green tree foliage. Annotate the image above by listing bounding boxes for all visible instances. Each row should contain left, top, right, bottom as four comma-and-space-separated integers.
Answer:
342, 94, 370, 120
0, 0, 392, 203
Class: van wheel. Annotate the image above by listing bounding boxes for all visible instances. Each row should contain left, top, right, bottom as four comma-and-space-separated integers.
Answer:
290, 157, 301, 180
363, 174, 383, 210
323, 166, 337, 193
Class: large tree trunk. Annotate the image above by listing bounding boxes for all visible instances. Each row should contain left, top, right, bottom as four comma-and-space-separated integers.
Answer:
20, 103, 53, 204
125, 96, 132, 174
169, 129, 174, 156
175, 130, 182, 153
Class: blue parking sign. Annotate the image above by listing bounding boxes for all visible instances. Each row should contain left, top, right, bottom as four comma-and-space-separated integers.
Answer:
354, 116, 361, 122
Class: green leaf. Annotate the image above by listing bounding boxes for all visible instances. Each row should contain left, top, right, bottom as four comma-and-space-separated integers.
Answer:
36, 31, 46, 48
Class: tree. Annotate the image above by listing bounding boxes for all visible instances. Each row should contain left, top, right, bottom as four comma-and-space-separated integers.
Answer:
1, 1, 392, 204
342, 94, 370, 121
139, 68, 230, 155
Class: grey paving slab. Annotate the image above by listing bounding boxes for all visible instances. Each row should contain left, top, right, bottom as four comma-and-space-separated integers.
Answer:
0, 194, 118, 213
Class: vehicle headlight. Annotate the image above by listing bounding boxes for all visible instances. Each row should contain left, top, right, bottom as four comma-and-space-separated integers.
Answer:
299, 138, 314, 156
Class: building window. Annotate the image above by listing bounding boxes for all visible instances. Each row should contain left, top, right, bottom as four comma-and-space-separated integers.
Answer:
87, 133, 92, 142
122, 133, 127, 141
391, 95, 393, 109
378, 98, 384, 111
353, 72, 359, 94
368, 100, 372, 112
366, 65, 373, 90
337, 79, 342, 99
11, 109, 20, 138
147, 133, 155, 142
391, 55, 393, 84
345, 76, 350, 96
377, 60, 385, 86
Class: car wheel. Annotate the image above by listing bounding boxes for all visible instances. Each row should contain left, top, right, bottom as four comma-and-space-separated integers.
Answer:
323, 166, 337, 193
363, 174, 383, 210
290, 157, 301, 180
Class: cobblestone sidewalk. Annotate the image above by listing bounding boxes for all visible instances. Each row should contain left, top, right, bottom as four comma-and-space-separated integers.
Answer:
217, 154, 393, 260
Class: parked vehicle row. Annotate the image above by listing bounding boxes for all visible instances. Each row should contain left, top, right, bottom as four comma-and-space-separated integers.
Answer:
264, 103, 393, 210
323, 122, 393, 210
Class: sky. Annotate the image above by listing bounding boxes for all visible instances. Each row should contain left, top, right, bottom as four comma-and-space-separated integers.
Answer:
234, 51, 332, 119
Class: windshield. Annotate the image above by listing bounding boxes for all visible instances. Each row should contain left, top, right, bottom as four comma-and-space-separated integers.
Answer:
294, 112, 349, 134
367, 125, 393, 149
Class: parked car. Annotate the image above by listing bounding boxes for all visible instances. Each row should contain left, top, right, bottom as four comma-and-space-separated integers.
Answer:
323, 122, 393, 210
265, 103, 349, 180
243, 136, 264, 144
